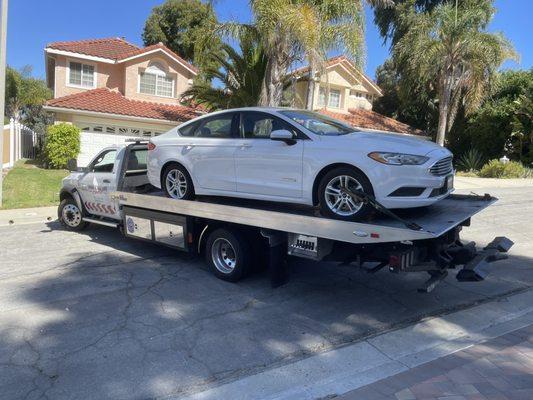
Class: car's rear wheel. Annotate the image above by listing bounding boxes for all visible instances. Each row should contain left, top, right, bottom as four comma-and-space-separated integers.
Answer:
162, 163, 195, 200
318, 167, 374, 221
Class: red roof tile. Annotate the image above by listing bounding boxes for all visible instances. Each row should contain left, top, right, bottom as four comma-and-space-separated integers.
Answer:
46, 88, 202, 122
117, 42, 198, 73
47, 37, 140, 60
291, 55, 350, 76
46, 38, 197, 74
319, 108, 426, 136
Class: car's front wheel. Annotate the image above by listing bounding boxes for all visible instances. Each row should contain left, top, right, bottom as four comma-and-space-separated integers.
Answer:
162, 163, 195, 200
318, 167, 374, 221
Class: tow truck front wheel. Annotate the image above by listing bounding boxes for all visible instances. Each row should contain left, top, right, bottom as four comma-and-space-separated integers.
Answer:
205, 228, 252, 282
58, 198, 88, 231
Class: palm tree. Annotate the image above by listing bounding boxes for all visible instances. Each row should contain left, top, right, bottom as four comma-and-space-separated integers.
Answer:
216, 1, 392, 108
180, 34, 267, 111
393, 0, 517, 146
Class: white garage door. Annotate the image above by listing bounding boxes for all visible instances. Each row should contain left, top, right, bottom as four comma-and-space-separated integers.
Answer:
77, 123, 167, 166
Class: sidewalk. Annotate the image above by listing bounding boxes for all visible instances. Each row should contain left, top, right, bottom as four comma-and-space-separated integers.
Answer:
338, 325, 533, 400
0, 205, 57, 226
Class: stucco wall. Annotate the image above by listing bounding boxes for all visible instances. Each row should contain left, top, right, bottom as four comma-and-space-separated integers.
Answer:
53, 55, 124, 98
293, 64, 377, 113
123, 54, 195, 105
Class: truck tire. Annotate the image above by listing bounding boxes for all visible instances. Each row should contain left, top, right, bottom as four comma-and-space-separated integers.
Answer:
58, 198, 88, 231
205, 227, 252, 282
162, 163, 195, 200
318, 167, 374, 221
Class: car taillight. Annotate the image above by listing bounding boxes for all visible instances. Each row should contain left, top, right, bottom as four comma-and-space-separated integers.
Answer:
147, 141, 156, 151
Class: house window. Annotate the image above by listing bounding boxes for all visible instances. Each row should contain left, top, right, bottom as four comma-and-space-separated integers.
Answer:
328, 89, 341, 108
350, 90, 365, 98
139, 62, 174, 98
318, 87, 327, 107
69, 62, 95, 88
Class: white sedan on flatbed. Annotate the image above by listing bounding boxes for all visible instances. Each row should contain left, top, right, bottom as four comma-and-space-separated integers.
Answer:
147, 107, 454, 221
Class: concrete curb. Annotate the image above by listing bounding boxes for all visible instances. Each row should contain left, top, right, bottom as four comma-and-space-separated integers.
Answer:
0, 206, 57, 226
174, 289, 533, 400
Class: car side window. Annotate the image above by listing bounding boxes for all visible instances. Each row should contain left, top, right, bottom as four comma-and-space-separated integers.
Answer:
193, 113, 236, 139
240, 112, 302, 139
90, 149, 117, 173
178, 121, 200, 137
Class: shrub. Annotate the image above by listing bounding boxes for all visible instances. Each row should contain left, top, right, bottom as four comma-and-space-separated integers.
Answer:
457, 148, 484, 172
479, 159, 526, 178
44, 123, 81, 169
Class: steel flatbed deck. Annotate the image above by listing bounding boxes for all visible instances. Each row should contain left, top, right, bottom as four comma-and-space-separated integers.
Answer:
112, 190, 496, 244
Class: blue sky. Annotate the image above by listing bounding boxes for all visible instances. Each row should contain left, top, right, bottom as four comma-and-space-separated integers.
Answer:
5, 0, 530, 80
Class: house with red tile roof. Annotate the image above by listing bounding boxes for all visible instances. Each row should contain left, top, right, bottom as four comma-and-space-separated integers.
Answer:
289, 56, 424, 136
43, 37, 203, 165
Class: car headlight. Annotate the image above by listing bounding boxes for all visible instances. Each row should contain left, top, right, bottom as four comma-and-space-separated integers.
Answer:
368, 152, 429, 165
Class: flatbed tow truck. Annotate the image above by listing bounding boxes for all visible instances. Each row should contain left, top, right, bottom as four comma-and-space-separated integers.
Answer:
59, 141, 513, 293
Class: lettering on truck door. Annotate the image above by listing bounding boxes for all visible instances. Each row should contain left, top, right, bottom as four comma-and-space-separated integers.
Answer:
78, 148, 120, 219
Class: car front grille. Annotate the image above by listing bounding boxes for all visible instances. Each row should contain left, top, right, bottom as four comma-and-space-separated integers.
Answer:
429, 156, 453, 176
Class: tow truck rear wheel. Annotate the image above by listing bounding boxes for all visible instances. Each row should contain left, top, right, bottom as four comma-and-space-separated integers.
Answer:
58, 198, 88, 231
205, 227, 252, 282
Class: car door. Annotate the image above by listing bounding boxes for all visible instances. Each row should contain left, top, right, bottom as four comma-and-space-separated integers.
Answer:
78, 148, 120, 218
234, 111, 304, 198
181, 112, 240, 192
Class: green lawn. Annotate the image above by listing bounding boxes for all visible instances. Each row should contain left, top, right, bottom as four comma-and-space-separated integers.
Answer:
1, 160, 68, 209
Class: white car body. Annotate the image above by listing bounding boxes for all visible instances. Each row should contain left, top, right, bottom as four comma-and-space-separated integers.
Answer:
147, 107, 453, 209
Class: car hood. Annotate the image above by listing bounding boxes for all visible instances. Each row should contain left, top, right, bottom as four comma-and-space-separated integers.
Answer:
327, 130, 450, 157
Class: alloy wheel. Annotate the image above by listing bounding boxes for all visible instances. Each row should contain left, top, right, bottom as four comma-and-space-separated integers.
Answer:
324, 175, 364, 217
165, 169, 188, 199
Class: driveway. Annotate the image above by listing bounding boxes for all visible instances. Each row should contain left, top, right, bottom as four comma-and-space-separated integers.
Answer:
0, 184, 532, 399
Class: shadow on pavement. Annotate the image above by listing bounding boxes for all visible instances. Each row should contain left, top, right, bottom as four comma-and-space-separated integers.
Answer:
0, 220, 531, 400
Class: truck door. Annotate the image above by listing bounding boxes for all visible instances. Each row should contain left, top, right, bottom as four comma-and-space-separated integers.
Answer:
78, 148, 121, 219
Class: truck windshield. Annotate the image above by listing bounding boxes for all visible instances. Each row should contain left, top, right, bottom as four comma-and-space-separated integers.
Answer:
280, 110, 356, 136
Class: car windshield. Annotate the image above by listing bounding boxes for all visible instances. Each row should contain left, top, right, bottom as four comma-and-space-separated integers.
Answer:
280, 110, 356, 136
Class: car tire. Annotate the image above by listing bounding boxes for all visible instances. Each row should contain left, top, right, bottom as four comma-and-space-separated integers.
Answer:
162, 163, 195, 200
318, 167, 374, 221
58, 198, 89, 231
205, 227, 252, 282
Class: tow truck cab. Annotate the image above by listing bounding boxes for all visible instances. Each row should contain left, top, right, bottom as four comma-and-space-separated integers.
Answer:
60, 142, 150, 224
58, 142, 513, 293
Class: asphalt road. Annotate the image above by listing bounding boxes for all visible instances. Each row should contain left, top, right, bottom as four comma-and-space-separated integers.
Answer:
0, 185, 532, 400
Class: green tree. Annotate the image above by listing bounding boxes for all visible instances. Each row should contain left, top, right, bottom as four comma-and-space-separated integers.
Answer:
373, 58, 439, 133
180, 34, 268, 111
392, 0, 517, 146
5, 66, 52, 122
219, 0, 390, 107
373, 0, 444, 46
451, 69, 533, 164
142, 0, 222, 77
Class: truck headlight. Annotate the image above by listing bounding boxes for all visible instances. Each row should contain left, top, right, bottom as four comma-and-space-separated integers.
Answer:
368, 152, 429, 166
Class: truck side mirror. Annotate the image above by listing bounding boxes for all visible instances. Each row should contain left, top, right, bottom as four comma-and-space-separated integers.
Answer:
67, 158, 78, 172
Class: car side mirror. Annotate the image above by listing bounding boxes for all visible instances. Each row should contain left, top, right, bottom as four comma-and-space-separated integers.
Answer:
270, 129, 296, 145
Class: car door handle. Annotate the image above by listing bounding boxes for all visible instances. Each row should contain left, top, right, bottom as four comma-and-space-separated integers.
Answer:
240, 143, 252, 149
103, 179, 111, 183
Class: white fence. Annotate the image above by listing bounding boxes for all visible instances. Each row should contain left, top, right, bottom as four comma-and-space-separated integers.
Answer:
2, 118, 41, 168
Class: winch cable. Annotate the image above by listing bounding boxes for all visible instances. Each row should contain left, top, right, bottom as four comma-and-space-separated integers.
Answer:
343, 187, 423, 231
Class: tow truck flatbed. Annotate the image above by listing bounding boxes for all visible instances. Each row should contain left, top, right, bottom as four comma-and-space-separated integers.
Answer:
59, 142, 514, 293
112, 191, 496, 244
